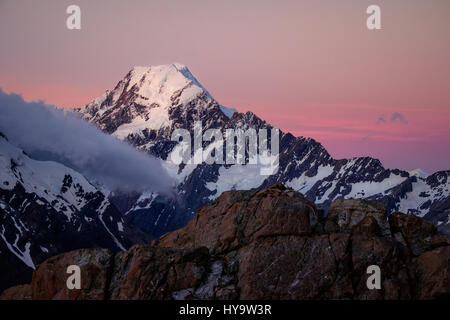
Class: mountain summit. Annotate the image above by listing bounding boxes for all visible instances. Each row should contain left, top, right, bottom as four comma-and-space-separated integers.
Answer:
77, 63, 236, 140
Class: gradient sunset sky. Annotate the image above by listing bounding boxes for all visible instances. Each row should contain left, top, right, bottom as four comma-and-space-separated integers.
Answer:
1, 0, 449, 173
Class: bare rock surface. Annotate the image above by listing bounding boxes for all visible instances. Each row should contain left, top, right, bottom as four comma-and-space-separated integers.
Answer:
1, 184, 449, 300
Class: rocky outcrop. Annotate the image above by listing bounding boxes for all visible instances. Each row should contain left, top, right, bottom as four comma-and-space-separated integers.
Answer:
1, 185, 449, 300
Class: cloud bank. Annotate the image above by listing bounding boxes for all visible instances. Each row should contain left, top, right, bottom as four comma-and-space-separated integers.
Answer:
0, 89, 174, 194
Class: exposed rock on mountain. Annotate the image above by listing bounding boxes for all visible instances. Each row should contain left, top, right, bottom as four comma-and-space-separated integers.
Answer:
3, 185, 448, 300
75, 64, 450, 237
0, 133, 150, 292
325, 198, 391, 236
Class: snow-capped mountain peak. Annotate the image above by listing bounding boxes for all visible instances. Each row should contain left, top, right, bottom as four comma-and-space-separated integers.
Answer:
76, 63, 236, 139
125, 63, 210, 105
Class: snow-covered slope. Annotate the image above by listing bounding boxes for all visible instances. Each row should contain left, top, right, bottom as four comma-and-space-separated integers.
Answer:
0, 133, 149, 291
397, 174, 449, 216
76, 64, 450, 237
0, 134, 97, 220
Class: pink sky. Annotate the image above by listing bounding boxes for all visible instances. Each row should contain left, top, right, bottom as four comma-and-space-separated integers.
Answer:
1, 0, 449, 173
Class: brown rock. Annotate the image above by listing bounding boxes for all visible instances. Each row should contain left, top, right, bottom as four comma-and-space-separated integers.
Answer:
430, 235, 450, 248
109, 245, 205, 300
158, 186, 320, 254
3, 184, 449, 300
108, 245, 237, 300
31, 248, 113, 300
415, 246, 450, 299
389, 211, 438, 255
0, 284, 32, 300
351, 216, 382, 236
351, 233, 412, 300
238, 233, 352, 299
327, 198, 390, 236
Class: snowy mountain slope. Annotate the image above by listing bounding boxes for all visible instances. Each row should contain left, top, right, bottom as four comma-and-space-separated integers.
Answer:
0, 133, 150, 291
76, 64, 450, 237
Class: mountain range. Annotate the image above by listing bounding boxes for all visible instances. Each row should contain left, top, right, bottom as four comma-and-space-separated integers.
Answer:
75, 63, 450, 238
0, 63, 449, 291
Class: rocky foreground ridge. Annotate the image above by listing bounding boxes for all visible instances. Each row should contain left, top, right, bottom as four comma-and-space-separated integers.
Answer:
1, 184, 449, 300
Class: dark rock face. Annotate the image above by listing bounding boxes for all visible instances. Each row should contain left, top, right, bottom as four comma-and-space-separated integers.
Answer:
415, 246, 450, 299
389, 211, 438, 256
107, 245, 238, 300
2, 185, 448, 300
